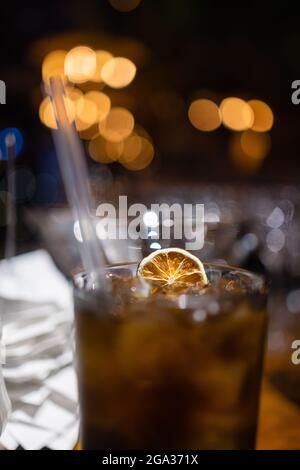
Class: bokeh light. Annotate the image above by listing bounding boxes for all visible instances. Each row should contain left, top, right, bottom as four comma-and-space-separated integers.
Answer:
267, 207, 285, 229
84, 91, 111, 122
101, 57, 136, 88
220, 97, 254, 131
240, 130, 271, 159
266, 228, 285, 253
39, 96, 75, 129
143, 211, 159, 227
120, 136, 154, 170
229, 131, 271, 174
286, 289, 300, 314
0, 128, 24, 158
88, 135, 123, 163
109, 0, 142, 12
91, 50, 113, 82
188, 99, 221, 131
121, 133, 143, 162
42, 50, 67, 82
98, 107, 134, 142
75, 94, 98, 131
64, 46, 97, 83
65, 86, 83, 103
39, 97, 57, 129
105, 140, 124, 161
248, 99, 274, 132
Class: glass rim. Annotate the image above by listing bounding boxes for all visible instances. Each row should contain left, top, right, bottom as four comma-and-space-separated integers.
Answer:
73, 261, 269, 308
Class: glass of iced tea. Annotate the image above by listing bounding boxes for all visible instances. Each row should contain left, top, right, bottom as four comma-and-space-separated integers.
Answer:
73, 251, 267, 450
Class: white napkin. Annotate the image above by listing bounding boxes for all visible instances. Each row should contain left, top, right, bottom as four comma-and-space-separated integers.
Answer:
0, 363, 11, 437
0, 250, 79, 450
0, 250, 72, 310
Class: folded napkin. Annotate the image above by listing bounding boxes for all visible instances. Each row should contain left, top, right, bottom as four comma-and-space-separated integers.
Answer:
0, 250, 79, 450
0, 359, 11, 437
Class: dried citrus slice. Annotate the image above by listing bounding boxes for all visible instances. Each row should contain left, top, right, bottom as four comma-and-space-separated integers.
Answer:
137, 248, 208, 293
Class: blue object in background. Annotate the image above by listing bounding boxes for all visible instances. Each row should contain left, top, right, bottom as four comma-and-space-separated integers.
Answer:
0, 128, 24, 160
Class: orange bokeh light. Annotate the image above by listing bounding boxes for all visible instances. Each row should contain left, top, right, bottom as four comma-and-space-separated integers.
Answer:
98, 107, 135, 142
64, 46, 96, 83
241, 130, 271, 159
220, 97, 254, 131
39, 97, 57, 129
39, 96, 75, 129
65, 86, 83, 103
105, 140, 124, 161
88, 135, 123, 164
120, 136, 154, 170
101, 57, 136, 89
248, 99, 274, 132
120, 134, 143, 163
84, 91, 111, 122
75, 95, 98, 131
91, 50, 113, 82
42, 50, 67, 82
229, 130, 271, 174
188, 99, 221, 131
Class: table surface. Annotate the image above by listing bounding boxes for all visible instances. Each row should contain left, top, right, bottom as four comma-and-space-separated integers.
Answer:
257, 380, 300, 449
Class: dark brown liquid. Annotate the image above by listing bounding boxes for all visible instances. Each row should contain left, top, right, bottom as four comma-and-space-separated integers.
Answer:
74, 270, 266, 450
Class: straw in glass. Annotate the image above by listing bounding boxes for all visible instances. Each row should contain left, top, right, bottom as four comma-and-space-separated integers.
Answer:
45, 76, 107, 289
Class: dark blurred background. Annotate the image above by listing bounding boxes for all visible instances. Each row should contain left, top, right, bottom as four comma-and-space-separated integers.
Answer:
0, 0, 300, 251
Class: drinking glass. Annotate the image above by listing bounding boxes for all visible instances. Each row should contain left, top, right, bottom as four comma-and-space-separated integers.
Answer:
73, 262, 267, 450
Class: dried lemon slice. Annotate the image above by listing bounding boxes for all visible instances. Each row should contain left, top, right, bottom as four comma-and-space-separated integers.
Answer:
137, 248, 208, 293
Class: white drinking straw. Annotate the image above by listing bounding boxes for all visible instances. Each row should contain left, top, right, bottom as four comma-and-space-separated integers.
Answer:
46, 76, 107, 288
